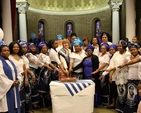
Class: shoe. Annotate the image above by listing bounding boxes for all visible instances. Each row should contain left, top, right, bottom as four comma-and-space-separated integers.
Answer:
32, 105, 41, 109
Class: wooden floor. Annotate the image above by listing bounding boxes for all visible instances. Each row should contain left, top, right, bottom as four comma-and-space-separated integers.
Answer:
34, 106, 117, 113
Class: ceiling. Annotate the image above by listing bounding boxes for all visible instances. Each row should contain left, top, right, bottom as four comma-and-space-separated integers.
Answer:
28, 0, 109, 12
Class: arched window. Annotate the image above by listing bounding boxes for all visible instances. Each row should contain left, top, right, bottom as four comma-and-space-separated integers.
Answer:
95, 19, 101, 39
66, 22, 73, 38
38, 21, 44, 39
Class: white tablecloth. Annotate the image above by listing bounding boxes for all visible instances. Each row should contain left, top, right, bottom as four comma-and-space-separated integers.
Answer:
50, 80, 95, 113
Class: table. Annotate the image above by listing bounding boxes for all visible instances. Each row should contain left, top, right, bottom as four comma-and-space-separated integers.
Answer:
50, 80, 95, 113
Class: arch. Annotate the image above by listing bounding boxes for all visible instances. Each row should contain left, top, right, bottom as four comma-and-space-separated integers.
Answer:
94, 18, 102, 39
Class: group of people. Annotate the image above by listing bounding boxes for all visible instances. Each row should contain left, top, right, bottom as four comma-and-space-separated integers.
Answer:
0, 32, 141, 113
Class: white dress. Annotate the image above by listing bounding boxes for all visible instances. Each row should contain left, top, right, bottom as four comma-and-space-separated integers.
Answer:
9, 55, 25, 88
38, 53, 51, 65
70, 50, 86, 73
0, 60, 18, 112
110, 51, 131, 84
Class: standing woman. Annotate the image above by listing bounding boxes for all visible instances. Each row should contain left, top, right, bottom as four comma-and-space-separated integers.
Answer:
92, 43, 110, 106
100, 32, 112, 45
72, 44, 100, 107
108, 40, 130, 112
69, 37, 86, 79
0, 45, 20, 113
19, 40, 35, 113
123, 43, 140, 113
48, 39, 68, 77
58, 39, 71, 71
9, 41, 28, 113
91, 37, 100, 56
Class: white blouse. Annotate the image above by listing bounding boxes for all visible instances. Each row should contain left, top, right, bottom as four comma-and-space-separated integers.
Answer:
92, 45, 99, 56
26, 53, 44, 69
38, 53, 51, 65
126, 56, 140, 80
98, 53, 110, 71
22, 55, 29, 69
110, 51, 131, 84
49, 48, 61, 65
70, 50, 86, 73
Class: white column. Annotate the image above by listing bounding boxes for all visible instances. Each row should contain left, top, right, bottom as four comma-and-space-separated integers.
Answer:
109, 1, 123, 44
126, 0, 136, 41
2, 0, 13, 44
16, 2, 29, 41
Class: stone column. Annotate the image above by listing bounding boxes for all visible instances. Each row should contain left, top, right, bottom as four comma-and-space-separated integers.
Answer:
109, 0, 123, 44
126, 0, 136, 41
2, 0, 13, 44
16, 2, 29, 41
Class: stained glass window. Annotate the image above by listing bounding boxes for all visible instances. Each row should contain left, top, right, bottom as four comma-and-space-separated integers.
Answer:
66, 22, 73, 38
95, 20, 101, 39
38, 21, 44, 39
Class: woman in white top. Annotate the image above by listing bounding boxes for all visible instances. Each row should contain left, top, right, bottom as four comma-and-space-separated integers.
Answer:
48, 39, 68, 76
92, 42, 110, 106
122, 43, 140, 113
9, 41, 28, 113
0, 45, 20, 113
69, 37, 86, 79
108, 40, 131, 112
91, 37, 100, 56
19, 40, 35, 113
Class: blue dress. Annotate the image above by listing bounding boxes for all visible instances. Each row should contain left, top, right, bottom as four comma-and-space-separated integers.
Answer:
83, 58, 93, 79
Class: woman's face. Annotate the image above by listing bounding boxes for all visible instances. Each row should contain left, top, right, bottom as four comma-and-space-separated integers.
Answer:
63, 43, 69, 49
52, 41, 58, 49
22, 46, 28, 54
83, 40, 89, 46
74, 45, 81, 52
57, 39, 63, 45
102, 35, 108, 42
41, 45, 48, 54
130, 47, 138, 57
92, 38, 98, 45
86, 49, 93, 57
100, 46, 107, 53
13, 43, 19, 54
132, 37, 137, 43
109, 47, 116, 55
0, 46, 10, 58
118, 43, 124, 52
30, 45, 36, 53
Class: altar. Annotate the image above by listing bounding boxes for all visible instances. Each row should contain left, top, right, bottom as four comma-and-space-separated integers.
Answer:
50, 80, 95, 113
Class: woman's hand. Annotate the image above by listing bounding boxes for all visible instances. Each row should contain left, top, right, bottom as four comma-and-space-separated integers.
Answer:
109, 77, 112, 83
13, 80, 20, 86
118, 64, 125, 68
31, 75, 36, 82
99, 75, 104, 80
91, 69, 99, 74
24, 79, 29, 86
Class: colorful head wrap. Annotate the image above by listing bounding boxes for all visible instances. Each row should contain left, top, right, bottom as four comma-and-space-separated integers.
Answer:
100, 42, 109, 51
56, 34, 64, 40
72, 37, 83, 46
128, 43, 140, 49
18, 40, 27, 47
118, 40, 128, 49
0, 40, 6, 45
85, 44, 94, 52
38, 41, 48, 50
109, 44, 118, 51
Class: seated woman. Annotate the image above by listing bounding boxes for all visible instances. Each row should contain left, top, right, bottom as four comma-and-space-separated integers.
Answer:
0, 44, 20, 113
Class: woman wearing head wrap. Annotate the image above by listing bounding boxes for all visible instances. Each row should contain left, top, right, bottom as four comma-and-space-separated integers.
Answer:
106, 40, 131, 112
56, 34, 64, 52
91, 37, 100, 56
72, 44, 101, 107
100, 32, 112, 45
8, 41, 28, 113
99, 43, 118, 108
19, 40, 35, 113
37, 41, 60, 107
122, 43, 140, 113
92, 43, 110, 106
26, 42, 52, 109
69, 37, 86, 79
0, 44, 20, 113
